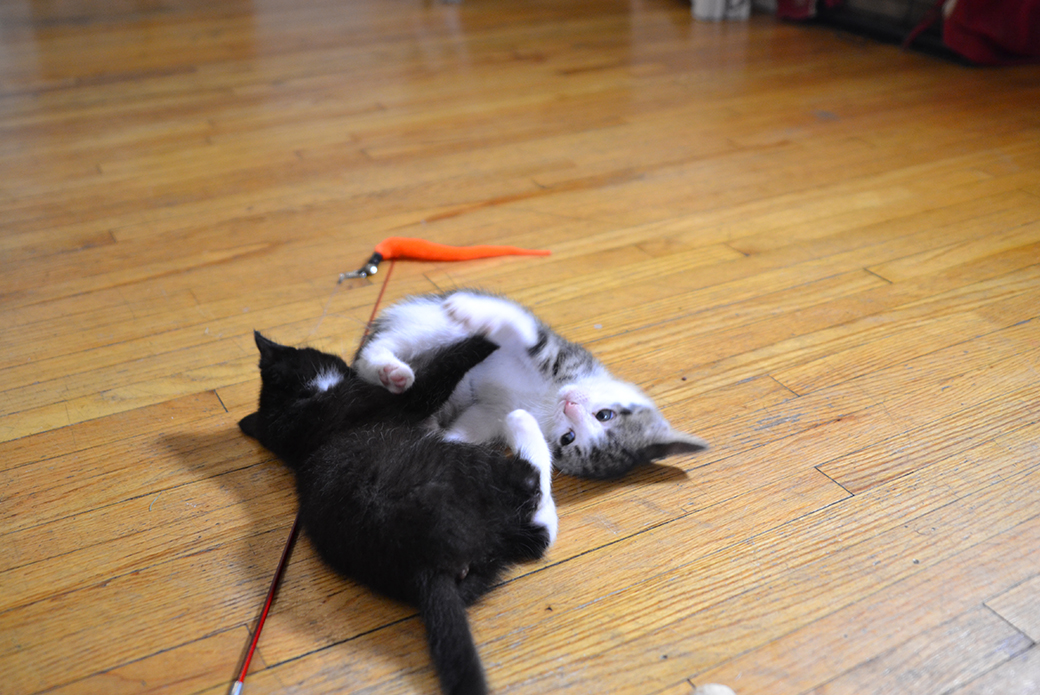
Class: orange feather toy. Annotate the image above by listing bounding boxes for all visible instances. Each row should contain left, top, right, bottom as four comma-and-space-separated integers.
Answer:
339, 236, 551, 282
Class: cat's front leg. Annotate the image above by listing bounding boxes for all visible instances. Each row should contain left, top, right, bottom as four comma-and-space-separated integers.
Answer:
505, 409, 558, 546
354, 343, 415, 394
443, 292, 540, 349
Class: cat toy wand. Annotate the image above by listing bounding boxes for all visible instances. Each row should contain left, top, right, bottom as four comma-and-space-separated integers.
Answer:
231, 237, 550, 695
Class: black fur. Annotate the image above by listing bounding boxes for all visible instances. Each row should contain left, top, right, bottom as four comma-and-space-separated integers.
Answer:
240, 331, 551, 695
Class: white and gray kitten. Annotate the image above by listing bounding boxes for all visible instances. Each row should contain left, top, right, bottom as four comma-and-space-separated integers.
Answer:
353, 290, 707, 479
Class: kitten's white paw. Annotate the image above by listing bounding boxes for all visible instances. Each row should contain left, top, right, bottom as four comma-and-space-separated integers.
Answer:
444, 293, 541, 347
506, 409, 557, 545
693, 685, 736, 695
444, 293, 502, 338
534, 498, 558, 545
505, 411, 552, 476
377, 360, 414, 394
504, 410, 545, 457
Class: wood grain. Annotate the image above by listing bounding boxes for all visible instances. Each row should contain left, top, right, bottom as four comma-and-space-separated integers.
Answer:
2, 1, 1038, 694
805, 608, 1032, 695
696, 516, 1040, 693
986, 574, 1040, 643
947, 646, 1040, 695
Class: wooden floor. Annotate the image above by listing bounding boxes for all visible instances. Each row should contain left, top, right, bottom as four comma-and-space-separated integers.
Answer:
2, 0, 1039, 693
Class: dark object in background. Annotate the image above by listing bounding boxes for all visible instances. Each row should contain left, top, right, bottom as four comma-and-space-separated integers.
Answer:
777, 0, 1040, 65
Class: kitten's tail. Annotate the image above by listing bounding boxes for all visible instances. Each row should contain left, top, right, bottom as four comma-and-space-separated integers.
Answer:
417, 572, 488, 695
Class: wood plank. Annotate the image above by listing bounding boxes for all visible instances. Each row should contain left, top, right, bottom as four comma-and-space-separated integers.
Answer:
947, 646, 1040, 695
630, 300, 1039, 409
43, 627, 261, 695
804, 608, 1032, 695
0, 259, 438, 378
0, 409, 276, 539
655, 682, 697, 695
0, 457, 296, 611
818, 382, 1040, 494
770, 265, 1040, 394
0, 521, 290, 694
516, 128, 1040, 230
420, 223, 1039, 404
726, 161, 1040, 256
695, 517, 1040, 693
869, 216, 1040, 283
0, 391, 224, 473
986, 574, 1040, 643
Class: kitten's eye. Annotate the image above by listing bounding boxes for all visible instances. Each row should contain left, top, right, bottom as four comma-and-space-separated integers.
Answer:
595, 409, 616, 422
560, 431, 575, 446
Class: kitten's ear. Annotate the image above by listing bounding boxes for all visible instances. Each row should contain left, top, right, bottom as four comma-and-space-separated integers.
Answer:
253, 331, 292, 362
254, 330, 277, 353
639, 431, 709, 463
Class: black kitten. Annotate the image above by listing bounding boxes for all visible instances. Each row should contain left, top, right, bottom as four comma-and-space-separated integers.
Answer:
239, 331, 557, 695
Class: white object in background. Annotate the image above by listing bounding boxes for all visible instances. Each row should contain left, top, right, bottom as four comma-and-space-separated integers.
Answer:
693, 685, 737, 695
693, 0, 751, 20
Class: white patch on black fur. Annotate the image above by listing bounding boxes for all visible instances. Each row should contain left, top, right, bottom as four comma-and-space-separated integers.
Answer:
310, 369, 342, 392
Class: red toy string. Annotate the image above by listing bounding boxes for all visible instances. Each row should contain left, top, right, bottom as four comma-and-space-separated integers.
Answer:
363, 259, 395, 341
231, 262, 396, 695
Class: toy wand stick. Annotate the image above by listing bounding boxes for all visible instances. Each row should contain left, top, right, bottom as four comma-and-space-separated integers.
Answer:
230, 515, 299, 695
234, 238, 549, 693
338, 236, 550, 281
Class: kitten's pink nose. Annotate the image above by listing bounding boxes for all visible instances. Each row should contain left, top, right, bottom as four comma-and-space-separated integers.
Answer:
564, 401, 582, 421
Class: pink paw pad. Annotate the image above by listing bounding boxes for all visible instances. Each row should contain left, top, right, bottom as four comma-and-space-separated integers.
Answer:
377, 363, 413, 393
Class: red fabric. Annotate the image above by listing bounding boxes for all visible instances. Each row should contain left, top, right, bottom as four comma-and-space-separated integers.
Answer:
944, 0, 1040, 64
776, 0, 819, 19
776, 0, 845, 20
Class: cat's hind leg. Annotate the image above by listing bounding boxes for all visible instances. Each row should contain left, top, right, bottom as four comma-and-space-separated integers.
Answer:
443, 292, 540, 349
399, 336, 498, 417
354, 342, 415, 394
505, 409, 558, 546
